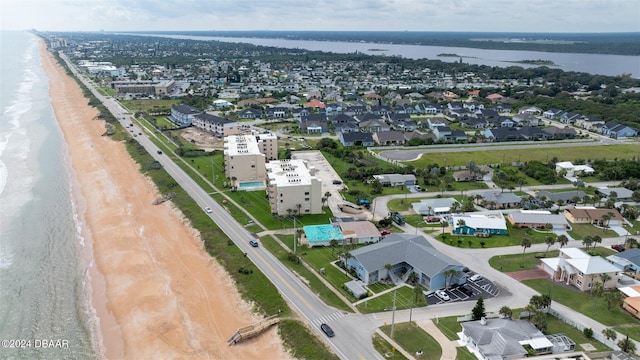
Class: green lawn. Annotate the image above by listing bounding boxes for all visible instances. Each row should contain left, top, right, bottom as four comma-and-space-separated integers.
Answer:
121, 98, 181, 112
568, 223, 620, 240
434, 316, 463, 341
278, 319, 339, 360
545, 315, 611, 352
367, 282, 397, 294
523, 278, 639, 327
372, 333, 408, 360
437, 222, 554, 249
401, 144, 640, 168
612, 325, 640, 343
380, 322, 442, 360
456, 347, 477, 360
260, 235, 353, 312
490, 247, 619, 273
356, 285, 426, 314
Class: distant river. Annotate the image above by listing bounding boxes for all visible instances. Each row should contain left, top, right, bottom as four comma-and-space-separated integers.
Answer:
147, 34, 640, 78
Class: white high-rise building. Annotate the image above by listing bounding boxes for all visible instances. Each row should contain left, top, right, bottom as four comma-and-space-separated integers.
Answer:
266, 159, 322, 216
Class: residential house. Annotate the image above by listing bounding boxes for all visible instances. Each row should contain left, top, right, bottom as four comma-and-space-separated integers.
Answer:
460, 318, 576, 360
346, 234, 465, 289
339, 132, 375, 147
450, 212, 508, 236
412, 198, 460, 216
237, 108, 262, 119
373, 131, 406, 146
599, 122, 638, 139
575, 115, 605, 130
433, 126, 452, 141
330, 114, 359, 133
563, 207, 624, 227
619, 285, 640, 319
450, 130, 468, 142
540, 247, 619, 291
597, 187, 635, 201
264, 106, 289, 119
518, 106, 543, 115
335, 219, 382, 245
372, 174, 417, 187
543, 108, 564, 120
427, 117, 450, 130
359, 118, 390, 133
536, 190, 587, 205
607, 249, 640, 274
559, 112, 581, 124
512, 113, 541, 126
554, 162, 594, 177
544, 126, 577, 139
300, 113, 328, 134
507, 210, 570, 230
477, 191, 522, 209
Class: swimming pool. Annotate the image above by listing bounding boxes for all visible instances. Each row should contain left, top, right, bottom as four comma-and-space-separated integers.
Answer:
238, 181, 265, 189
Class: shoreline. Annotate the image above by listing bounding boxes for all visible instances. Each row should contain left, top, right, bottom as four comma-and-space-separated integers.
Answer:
38, 40, 289, 359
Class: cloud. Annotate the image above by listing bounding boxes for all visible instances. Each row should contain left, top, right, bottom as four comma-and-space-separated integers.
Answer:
1, 0, 638, 32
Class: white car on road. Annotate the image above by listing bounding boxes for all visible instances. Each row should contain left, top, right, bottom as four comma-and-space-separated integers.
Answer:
204, 207, 212, 213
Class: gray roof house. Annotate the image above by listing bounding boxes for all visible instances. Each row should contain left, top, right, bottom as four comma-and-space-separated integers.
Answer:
607, 249, 640, 274
372, 174, 417, 187
412, 198, 460, 216
477, 191, 522, 209
346, 234, 464, 289
460, 318, 575, 360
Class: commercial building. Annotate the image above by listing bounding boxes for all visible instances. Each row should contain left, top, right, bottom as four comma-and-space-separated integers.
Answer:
266, 159, 322, 216
193, 113, 240, 138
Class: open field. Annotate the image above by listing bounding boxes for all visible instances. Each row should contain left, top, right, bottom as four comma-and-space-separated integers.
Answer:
400, 144, 640, 168
380, 322, 442, 360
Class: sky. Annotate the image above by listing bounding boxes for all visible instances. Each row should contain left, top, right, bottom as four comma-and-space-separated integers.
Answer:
2, 0, 639, 33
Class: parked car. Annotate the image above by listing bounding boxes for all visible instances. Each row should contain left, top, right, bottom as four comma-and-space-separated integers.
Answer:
332, 180, 342, 185
612, 244, 625, 252
459, 285, 474, 296
380, 230, 391, 236
320, 323, 335, 337
249, 239, 259, 247
435, 290, 450, 301
469, 274, 482, 282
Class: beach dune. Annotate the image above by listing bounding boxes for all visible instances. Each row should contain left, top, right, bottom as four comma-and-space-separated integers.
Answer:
39, 40, 290, 359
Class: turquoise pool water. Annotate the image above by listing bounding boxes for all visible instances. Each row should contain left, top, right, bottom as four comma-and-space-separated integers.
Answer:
239, 181, 265, 188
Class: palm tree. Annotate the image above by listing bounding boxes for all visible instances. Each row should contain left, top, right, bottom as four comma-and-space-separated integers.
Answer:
323, 191, 332, 207
407, 271, 419, 286
599, 273, 611, 289
592, 281, 604, 314
342, 252, 352, 270
456, 219, 466, 234
440, 220, 448, 235
544, 236, 556, 256
444, 268, 458, 289
582, 235, 594, 251
520, 239, 532, 267
413, 285, 424, 303
296, 203, 302, 216
499, 306, 513, 319
329, 239, 339, 256
384, 263, 393, 283
556, 234, 568, 248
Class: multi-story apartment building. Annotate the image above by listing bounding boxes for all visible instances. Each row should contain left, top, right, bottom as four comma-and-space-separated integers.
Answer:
170, 104, 201, 126
193, 113, 240, 138
266, 159, 322, 216
223, 135, 267, 187
255, 132, 278, 161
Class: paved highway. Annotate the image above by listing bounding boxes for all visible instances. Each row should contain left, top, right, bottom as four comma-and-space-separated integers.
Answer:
59, 53, 382, 360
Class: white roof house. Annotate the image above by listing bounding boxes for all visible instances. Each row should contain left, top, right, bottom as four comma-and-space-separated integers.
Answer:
555, 162, 594, 177
540, 247, 619, 291
412, 198, 460, 215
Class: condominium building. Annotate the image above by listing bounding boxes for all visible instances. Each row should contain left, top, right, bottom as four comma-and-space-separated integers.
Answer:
223, 135, 267, 186
255, 132, 278, 161
266, 159, 322, 216
193, 113, 240, 138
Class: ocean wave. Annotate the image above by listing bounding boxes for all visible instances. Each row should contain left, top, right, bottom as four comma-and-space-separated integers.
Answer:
0, 243, 14, 270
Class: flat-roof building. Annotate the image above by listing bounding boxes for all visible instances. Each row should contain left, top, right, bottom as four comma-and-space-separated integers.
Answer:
224, 135, 266, 187
266, 159, 322, 216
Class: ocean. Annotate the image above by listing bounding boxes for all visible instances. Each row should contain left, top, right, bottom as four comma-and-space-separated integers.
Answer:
0, 31, 100, 359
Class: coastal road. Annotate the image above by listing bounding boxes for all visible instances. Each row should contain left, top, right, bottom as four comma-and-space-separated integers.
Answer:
59, 53, 382, 360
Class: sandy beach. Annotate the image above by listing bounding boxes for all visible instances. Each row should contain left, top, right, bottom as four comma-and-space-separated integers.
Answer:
39, 40, 289, 359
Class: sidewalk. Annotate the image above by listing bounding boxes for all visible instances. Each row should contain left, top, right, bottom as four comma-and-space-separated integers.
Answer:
416, 319, 459, 360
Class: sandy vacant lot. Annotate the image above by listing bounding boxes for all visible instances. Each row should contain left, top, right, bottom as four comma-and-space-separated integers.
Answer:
40, 41, 289, 360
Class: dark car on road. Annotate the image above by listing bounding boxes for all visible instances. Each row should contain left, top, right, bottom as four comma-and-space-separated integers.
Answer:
320, 323, 334, 337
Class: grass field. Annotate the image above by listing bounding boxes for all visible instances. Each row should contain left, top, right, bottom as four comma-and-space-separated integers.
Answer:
523, 278, 638, 327
356, 285, 426, 313
437, 222, 554, 248
372, 333, 408, 360
399, 144, 640, 168
380, 322, 442, 360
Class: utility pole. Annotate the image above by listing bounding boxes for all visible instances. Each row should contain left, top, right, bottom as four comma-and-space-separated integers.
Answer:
390, 290, 397, 338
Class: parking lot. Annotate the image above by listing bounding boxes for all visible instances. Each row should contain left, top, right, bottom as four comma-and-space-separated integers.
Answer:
426, 272, 500, 305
